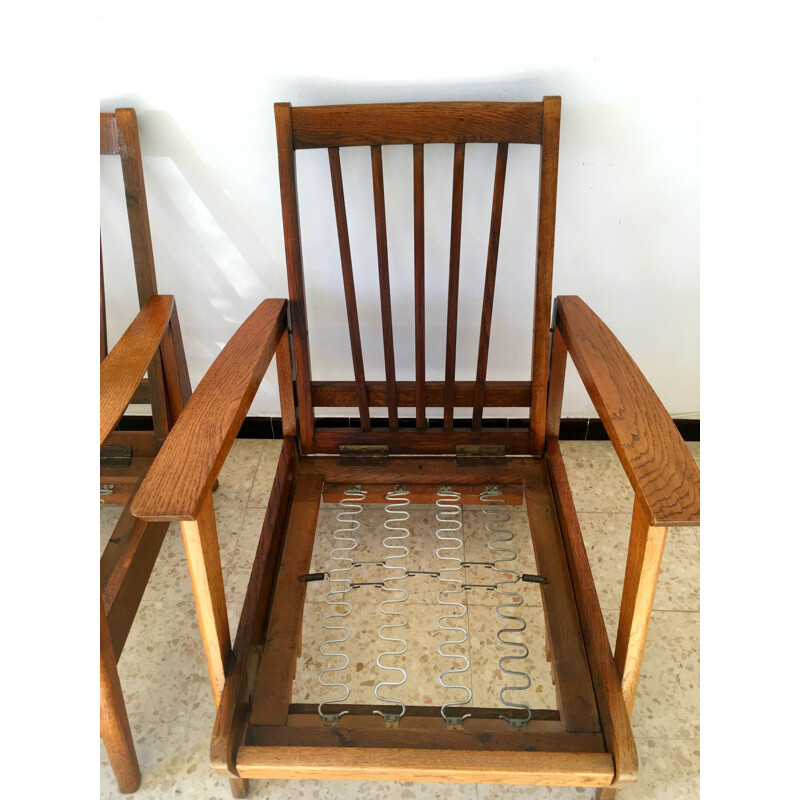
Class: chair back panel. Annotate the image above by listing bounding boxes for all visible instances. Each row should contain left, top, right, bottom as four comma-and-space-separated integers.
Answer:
274, 99, 561, 455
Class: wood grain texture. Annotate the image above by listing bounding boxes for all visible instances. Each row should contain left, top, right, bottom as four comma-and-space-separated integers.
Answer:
546, 438, 637, 786
250, 473, 324, 725
530, 96, 561, 454
100, 294, 174, 445
100, 113, 119, 155
556, 295, 700, 525
100, 599, 141, 793
275, 103, 315, 453
371, 145, 399, 430
443, 142, 465, 430
276, 330, 297, 437
211, 438, 298, 777
181, 493, 232, 704
114, 108, 159, 308
130, 299, 287, 520
472, 143, 509, 430
523, 475, 601, 733
312, 379, 531, 408
546, 325, 568, 438
614, 496, 668, 716
290, 102, 544, 149
414, 143, 426, 429
235, 746, 614, 786
329, 147, 370, 431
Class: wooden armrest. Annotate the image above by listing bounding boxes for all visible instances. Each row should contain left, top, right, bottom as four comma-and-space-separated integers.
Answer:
100, 295, 174, 445
555, 295, 699, 526
130, 299, 288, 522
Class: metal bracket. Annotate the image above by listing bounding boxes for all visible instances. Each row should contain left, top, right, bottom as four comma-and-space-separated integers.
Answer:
100, 445, 132, 468
338, 444, 389, 465
455, 444, 506, 466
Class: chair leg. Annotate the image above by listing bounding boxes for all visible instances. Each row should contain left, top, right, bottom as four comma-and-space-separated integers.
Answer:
229, 777, 248, 797
614, 496, 668, 715
596, 789, 617, 800
100, 600, 141, 793
180, 493, 232, 704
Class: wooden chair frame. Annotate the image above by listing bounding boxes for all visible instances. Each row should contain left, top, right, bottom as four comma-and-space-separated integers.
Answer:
101, 109, 232, 793
131, 99, 700, 798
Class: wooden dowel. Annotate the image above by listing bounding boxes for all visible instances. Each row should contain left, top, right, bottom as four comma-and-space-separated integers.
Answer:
472, 142, 509, 431
443, 142, 465, 430
371, 144, 398, 430
413, 143, 426, 429
328, 147, 371, 431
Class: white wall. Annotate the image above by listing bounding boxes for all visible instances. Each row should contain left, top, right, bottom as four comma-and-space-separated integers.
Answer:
100, 1, 699, 421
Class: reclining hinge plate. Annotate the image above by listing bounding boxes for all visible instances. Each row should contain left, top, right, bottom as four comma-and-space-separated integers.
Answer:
455, 444, 506, 466
338, 445, 390, 466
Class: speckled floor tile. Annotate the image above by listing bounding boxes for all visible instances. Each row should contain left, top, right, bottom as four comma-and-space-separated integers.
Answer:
578, 512, 700, 613
248, 439, 286, 507
603, 609, 700, 739
477, 782, 592, 799
558, 441, 635, 513
618, 737, 700, 800
244, 779, 480, 799
212, 438, 264, 506
100, 505, 124, 553
467, 603, 556, 711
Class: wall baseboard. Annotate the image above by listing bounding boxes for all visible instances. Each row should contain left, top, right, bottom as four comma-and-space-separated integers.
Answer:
117, 416, 700, 442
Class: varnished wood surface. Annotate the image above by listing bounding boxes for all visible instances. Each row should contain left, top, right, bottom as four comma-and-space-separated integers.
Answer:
235, 746, 614, 785
290, 102, 544, 149
371, 145, 399, 430
546, 326, 568, 438
473, 143, 509, 430
328, 147, 371, 430
211, 438, 298, 776
313, 427, 533, 454
276, 331, 297, 437
546, 438, 637, 786
131, 299, 287, 520
444, 142, 466, 430
311, 379, 531, 408
275, 103, 315, 452
614, 497, 668, 716
555, 295, 700, 525
523, 473, 601, 733
530, 96, 561, 454
100, 600, 141, 793
100, 113, 119, 155
250, 474, 324, 725
100, 294, 174, 445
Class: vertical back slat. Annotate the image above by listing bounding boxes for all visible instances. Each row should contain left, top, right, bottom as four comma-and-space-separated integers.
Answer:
413, 143, 425, 429
328, 147, 371, 431
530, 96, 561, 453
370, 145, 399, 430
472, 143, 509, 430
443, 142, 466, 430
275, 103, 315, 453
114, 109, 158, 308
100, 238, 108, 362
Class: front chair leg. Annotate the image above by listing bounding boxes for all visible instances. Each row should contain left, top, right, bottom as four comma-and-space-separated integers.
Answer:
180, 493, 232, 704
615, 495, 668, 715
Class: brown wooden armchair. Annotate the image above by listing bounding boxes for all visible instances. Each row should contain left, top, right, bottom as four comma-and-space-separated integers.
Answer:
100, 108, 232, 793
131, 99, 699, 798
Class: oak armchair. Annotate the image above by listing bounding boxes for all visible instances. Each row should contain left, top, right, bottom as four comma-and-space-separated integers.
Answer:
131, 99, 699, 799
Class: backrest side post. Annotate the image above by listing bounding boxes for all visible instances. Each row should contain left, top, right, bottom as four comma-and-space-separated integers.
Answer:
275, 103, 315, 453
530, 96, 562, 454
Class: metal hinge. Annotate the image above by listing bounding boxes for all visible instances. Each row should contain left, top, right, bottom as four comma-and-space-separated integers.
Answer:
100, 445, 132, 468
455, 444, 506, 466
338, 444, 389, 466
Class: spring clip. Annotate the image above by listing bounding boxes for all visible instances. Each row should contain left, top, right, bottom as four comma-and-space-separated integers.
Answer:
372, 486, 411, 726
317, 485, 365, 725
435, 486, 472, 727
481, 485, 532, 728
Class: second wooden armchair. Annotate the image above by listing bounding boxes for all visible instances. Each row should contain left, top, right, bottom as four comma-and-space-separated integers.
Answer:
131, 98, 699, 799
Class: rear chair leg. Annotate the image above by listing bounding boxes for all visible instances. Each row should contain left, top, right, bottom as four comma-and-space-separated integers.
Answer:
100, 600, 141, 793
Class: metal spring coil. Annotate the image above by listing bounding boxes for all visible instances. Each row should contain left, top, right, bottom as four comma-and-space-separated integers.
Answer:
373, 486, 411, 724
435, 487, 472, 725
481, 486, 532, 727
317, 485, 365, 723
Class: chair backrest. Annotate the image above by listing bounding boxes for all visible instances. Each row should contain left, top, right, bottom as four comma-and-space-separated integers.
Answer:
101, 108, 169, 444
275, 99, 561, 456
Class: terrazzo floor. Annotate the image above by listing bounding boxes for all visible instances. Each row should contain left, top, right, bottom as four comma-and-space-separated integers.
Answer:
100, 439, 700, 800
